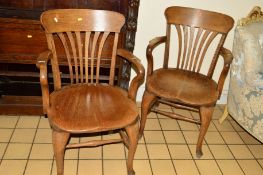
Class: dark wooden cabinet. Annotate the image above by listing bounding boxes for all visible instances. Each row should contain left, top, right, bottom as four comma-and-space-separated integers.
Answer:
0, 0, 140, 115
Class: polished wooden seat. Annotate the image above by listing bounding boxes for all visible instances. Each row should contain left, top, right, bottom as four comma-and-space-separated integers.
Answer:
140, 6, 234, 158
147, 69, 219, 105
37, 9, 144, 175
48, 84, 137, 132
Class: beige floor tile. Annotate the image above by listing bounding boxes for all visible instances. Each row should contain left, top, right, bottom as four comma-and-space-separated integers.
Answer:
144, 118, 161, 130
173, 108, 192, 117
4, 143, 31, 159
158, 103, 172, 110
238, 160, 263, 175
178, 120, 199, 131
0, 129, 13, 142
147, 144, 170, 159
64, 148, 79, 159
151, 160, 176, 175
148, 112, 158, 119
183, 131, 199, 144
217, 160, 244, 175
190, 111, 199, 120
16, 116, 39, 128
102, 133, 120, 140
168, 144, 192, 159
159, 119, 180, 130
51, 160, 78, 175
24, 160, 52, 175
10, 128, 36, 143
207, 121, 217, 131
212, 109, 223, 119
204, 131, 225, 144
0, 115, 18, 128
163, 131, 186, 144
29, 143, 53, 159
221, 131, 244, 144
34, 128, 52, 143
103, 144, 125, 159
0, 143, 7, 159
188, 145, 213, 160
173, 160, 199, 175
80, 134, 102, 142
229, 120, 245, 132
248, 145, 263, 159
38, 116, 51, 128
79, 146, 102, 159
195, 160, 221, 175
238, 131, 261, 144
133, 144, 148, 159
78, 160, 102, 175
103, 160, 127, 175
228, 145, 254, 159
144, 131, 165, 143
209, 145, 234, 159
133, 160, 152, 175
213, 120, 235, 131
68, 137, 80, 144
0, 160, 27, 175
258, 159, 263, 167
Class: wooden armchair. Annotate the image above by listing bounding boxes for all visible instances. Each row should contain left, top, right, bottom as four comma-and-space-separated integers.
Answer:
37, 9, 144, 175
139, 6, 234, 157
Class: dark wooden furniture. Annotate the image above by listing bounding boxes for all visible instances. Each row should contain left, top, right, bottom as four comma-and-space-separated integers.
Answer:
140, 6, 234, 157
38, 9, 144, 175
0, 0, 140, 115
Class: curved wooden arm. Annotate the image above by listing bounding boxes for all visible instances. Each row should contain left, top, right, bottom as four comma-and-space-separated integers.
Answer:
36, 50, 52, 114
217, 47, 233, 98
146, 36, 167, 76
117, 49, 145, 101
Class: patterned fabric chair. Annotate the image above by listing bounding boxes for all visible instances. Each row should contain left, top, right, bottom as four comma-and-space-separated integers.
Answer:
219, 7, 263, 143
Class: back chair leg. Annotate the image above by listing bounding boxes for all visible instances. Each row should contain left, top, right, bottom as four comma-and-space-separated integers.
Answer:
140, 91, 157, 138
52, 130, 70, 175
196, 106, 214, 158
125, 120, 139, 175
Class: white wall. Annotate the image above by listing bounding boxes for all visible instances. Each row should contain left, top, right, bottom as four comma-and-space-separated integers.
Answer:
133, 0, 263, 103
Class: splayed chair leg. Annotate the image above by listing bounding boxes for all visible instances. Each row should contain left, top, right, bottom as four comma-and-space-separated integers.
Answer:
52, 130, 70, 175
139, 90, 157, 138
196, 106, 214, 158
125, 119, 139, 175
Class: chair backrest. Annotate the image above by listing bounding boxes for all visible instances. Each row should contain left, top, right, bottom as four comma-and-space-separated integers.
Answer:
40, 9, 125, 90
163, 6, 234, 78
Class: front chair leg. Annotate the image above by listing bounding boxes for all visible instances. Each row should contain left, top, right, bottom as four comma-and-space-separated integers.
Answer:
125, 119, 139, 175
196, 106, 214, 158
52, 130, 70, 175
140, 90, 157, 138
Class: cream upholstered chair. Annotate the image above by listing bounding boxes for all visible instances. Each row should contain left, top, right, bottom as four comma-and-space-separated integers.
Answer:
219, 7, 263, 143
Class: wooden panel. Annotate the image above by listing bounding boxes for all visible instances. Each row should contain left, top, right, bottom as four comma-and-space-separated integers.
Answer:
0, 0, 140, 115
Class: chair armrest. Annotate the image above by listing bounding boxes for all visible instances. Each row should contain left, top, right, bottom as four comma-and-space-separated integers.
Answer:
117, 49, 145, 101
217, 47, 233, 97
146, 36, 167, 76
36, 50, 52, 114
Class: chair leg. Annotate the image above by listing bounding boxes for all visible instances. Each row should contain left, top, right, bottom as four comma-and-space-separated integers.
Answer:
52, 130, 70, 175
219, 105, 229, 124
196, 106, 214, 158
125, 120, 139, 175
139, 90, 157, 138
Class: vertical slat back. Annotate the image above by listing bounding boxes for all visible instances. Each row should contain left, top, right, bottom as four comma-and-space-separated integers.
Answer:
163, 6, 234, 76
109, 33, 119, 85
41, 9, 125, 87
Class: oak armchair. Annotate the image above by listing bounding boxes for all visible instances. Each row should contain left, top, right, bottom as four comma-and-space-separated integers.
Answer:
140, 6, 234, 157
37, 9, 144, 175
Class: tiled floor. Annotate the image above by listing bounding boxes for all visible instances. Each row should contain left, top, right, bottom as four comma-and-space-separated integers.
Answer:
0, 104, 263, 175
